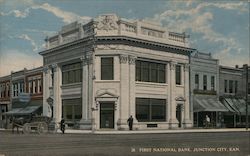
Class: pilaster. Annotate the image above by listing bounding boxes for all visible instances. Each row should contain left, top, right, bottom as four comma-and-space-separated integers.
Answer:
52, 63, 62, 123
42, 66, 51, 117
128, 55, 138, 129
80, 55, 92, 129
169, 61, 178, 128
183, 64, 192, 128
117, 54, 130, 130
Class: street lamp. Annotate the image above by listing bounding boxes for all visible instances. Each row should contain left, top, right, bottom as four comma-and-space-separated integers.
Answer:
243, 64, 248, 130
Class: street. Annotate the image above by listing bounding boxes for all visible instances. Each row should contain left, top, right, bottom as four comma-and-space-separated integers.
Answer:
0, 131, 249, 156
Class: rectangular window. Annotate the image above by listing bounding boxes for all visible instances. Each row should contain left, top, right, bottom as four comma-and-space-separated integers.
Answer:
229, 80, 233, 93
211, 76, 215, 91
195, 74, 199, 89
248, 83, 250, 94
203, 75, 207, 90
235, 81, 238, 93
224, 80, 227, 93
62, 62, 82, 84
62, 98, 82, 126
176, 65, 181, 85
101, 57, 114, 80
136, 98, 166, 122
136, 60, 166, 83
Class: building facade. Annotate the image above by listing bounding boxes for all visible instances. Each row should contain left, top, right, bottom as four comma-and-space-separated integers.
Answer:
0, 75, 11, 128
219, 65, 249, 127
40, 14, 195, 130
0, 67, 43, 128
190, 52, 228, 128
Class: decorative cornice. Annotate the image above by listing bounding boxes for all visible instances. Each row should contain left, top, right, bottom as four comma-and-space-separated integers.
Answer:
119, 55, 128, 64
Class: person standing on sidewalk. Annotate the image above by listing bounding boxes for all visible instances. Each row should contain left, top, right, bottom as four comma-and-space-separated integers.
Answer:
205, 115, 210, 128
127, 115, 133, 130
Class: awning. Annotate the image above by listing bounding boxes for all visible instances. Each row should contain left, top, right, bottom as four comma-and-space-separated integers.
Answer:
224, 98, 250, 115
194, 98, 229, 112
4, 105, 41, 116
224, 98, 240, 114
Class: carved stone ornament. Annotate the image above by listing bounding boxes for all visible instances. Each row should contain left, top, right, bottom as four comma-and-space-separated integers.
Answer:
43, 66, 49, 74
170, 61, 177, 70
51, 63, 57, 72
97, 15, 118, 31
119, 55, 128, 64
129, 56, 137, 65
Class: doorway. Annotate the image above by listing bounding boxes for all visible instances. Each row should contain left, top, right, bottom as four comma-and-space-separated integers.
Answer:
176, 104, 182, 128
100, 102, 114, 129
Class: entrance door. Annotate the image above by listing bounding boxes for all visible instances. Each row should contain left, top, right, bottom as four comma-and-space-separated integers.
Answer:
176, 105, 182, 128
100, 102, 114, 129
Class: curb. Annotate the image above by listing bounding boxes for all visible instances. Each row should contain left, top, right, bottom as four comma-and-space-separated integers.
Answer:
1, 128, 249, 134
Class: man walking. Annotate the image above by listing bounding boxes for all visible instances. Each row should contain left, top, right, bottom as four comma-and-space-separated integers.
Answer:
127, 115, 133, 130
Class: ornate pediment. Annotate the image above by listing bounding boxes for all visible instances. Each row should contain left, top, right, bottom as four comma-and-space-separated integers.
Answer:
96, 14, 119, 31
96, 89, 118, 98
175, 96, 185, 101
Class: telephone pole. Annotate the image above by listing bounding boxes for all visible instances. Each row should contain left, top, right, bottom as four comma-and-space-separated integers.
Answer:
243, 64, 248, 130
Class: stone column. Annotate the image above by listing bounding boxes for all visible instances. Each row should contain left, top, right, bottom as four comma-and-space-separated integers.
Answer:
117, 54, 129, 130
128, 55, 138, 129
42, 66, 51, 117
169, 61, 178, 128
183, 64, 192, 128
52, 64, 62, 124
80, 55, 91, 129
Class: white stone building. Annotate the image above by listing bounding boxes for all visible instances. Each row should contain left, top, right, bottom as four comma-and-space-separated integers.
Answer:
39, 14, 195, 130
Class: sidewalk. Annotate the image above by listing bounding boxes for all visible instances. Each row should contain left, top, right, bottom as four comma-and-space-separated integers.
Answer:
1, 128, 249, 134
66, 128, 250, 134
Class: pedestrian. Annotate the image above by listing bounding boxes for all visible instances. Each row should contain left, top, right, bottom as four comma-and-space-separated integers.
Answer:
60, 118, 65, 134
205, 115, 210, 128
127, 115, 133, 130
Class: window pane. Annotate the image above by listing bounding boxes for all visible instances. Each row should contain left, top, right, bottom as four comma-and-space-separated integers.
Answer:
211, 76, 215, 90
158, 64, 166, 83
136, 98, 150, 122
195, 74, 199, 89
224, 80, 227, 93
136, 104, 150, 122
151, 105, 165, 121
136, 61, 141, 81
203, 75, 207, 90
176, 65, 181, 85
229, 80, 233, 93
74, 104, 82, 120
150, 63, 157, 82
141, 61, 149, 82
235, 81, 238, 93
101, 58, 114, 80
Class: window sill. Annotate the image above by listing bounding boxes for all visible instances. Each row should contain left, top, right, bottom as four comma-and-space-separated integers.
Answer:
136, 81, 167, 86
95, 80, 120, 83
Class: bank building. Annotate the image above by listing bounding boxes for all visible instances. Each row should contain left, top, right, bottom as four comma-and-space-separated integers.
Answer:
39, 14, 195, 130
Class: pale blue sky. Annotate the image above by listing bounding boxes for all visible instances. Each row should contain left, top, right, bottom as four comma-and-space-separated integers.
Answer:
0, 0, 249, 76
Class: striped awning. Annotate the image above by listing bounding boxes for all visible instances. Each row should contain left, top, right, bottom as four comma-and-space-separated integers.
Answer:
194, 98, 229, 112
224, 98, 250, 115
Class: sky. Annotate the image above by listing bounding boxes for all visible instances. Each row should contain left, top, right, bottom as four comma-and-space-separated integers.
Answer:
0, 0, 249, 77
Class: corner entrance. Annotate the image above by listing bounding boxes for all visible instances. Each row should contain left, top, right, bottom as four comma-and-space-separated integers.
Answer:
100, 102, 114, 129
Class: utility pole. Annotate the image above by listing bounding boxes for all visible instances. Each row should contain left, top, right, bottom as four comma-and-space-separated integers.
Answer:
243, 64, 248, 130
